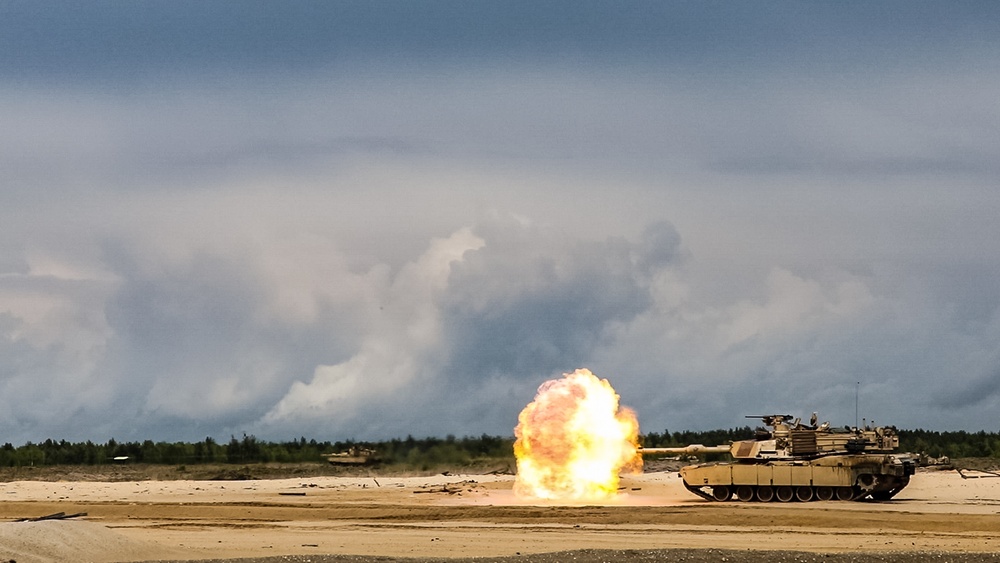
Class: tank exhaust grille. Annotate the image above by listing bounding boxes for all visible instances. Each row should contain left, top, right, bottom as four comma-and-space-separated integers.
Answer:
789, 430, 818, 455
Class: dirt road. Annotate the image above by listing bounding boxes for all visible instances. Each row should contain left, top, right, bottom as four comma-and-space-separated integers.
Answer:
0, 469, 998, 562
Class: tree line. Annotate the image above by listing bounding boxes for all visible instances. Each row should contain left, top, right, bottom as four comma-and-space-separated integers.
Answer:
1, 427, 998, 468
0, 433, 514, 468
899, 429, 1000, 459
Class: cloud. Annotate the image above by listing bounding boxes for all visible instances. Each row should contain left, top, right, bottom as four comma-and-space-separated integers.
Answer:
0, 270, 116, 435
2, 194, 999, 441
441, 216, 667, 379
261, 227, 485, 434
2, 4, 1000, 443
258, 215, 688, 438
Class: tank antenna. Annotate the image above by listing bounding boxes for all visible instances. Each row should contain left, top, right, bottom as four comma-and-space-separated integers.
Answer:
855, 381, 860, 432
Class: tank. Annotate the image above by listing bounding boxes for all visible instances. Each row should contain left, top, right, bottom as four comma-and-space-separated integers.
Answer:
324, 447, 381, 466
640, 413, 916, 502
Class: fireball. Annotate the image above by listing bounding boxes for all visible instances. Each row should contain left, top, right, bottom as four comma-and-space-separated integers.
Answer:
513, 368, 642, 500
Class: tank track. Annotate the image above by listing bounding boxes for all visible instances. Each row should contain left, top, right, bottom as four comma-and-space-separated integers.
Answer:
684, 476, 909, 502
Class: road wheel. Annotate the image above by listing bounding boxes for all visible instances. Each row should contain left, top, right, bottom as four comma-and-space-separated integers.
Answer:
756, 486, 774, 502
857, 474, 877, 492
775, 486, 794, 502
735, 485, 754, 502
815, 486, 834, 501
795, 486, 814, 502
836, 486, 855, 501
712, 485, 731, 501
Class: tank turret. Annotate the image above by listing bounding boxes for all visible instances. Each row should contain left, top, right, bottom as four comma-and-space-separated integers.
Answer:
641, 412, 916, 502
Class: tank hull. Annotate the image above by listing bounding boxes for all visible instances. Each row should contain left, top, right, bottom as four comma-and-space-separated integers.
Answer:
679, 453, 914, 502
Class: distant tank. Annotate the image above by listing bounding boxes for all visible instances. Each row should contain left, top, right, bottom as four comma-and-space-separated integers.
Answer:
324, 447, 381, 466
641, 413, 916, 502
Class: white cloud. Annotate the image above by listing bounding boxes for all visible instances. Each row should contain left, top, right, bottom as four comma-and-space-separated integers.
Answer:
718, 269, 876, 350
262, 227, 485, 429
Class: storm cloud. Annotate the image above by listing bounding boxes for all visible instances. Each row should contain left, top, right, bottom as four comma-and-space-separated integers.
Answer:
1, 2, 999, 443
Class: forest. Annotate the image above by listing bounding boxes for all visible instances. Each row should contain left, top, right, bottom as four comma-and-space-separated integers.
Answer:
0, 434, 512, 468
1, 428, 997, 468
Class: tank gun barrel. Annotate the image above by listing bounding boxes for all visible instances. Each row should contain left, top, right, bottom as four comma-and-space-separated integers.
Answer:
640, 444, 731, 456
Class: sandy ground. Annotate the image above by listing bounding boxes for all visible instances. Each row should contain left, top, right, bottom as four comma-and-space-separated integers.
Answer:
0, 468, 998, 562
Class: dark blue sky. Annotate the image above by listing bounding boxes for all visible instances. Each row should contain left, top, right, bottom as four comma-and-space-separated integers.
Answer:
4, 2, 996, 79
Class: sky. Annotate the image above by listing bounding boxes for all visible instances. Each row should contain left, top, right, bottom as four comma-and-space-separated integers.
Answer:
2, 1, 999, 444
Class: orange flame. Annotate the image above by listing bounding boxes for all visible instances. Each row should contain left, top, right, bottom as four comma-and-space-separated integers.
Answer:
513, 368, 642, 500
